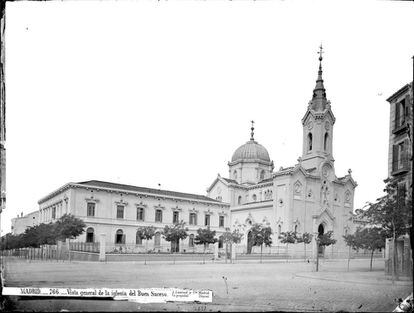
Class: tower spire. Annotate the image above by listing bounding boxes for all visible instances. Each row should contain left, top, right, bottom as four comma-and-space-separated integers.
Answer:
250, 120, 255, 141
310, 44, 328, 111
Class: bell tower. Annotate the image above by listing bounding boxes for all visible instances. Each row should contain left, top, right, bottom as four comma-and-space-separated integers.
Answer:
301, 45, 336, 172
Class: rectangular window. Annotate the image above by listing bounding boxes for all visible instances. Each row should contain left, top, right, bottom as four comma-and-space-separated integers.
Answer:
137, 208, 144, 221
189, 235, 194, 247
87, 203, 95, 217
394, 98, 408, 131
189, 213, 197, 225
398, 142, 405, 169
219, 215, 225, 228
392, 140, 408, 173
204, 214, 210, 227
52, 207, 56, 219
173, 211, 179, 224
116, 205, 124, 219
155, 209, 163, 223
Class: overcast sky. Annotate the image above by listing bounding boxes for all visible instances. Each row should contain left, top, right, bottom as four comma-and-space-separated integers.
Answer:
2, 0, 413, 234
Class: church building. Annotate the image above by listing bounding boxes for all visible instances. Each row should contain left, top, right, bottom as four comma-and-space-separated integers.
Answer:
35, 48, 357, 257
207, 48, 357, 257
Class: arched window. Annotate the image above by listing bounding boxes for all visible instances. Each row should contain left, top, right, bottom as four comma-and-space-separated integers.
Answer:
86, 227, 94, 243
136, 231, 143, 245
238, 196, 242, 205
294, 225, 298, 233
233, 170, 238, 180
218, 238, 223, 249
278, 225, 281, 235
252, 194, 257, 202
307, 133, 313, 152
115, 229, 124, 244
154, 232, 161, 247
260, 170, 265, 180
324, 133, 329, 151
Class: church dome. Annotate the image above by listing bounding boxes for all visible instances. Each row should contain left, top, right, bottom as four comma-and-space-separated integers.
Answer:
231, 140, 270, 162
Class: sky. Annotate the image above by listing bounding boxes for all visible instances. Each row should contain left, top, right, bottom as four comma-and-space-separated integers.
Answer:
2, 0, 413, 234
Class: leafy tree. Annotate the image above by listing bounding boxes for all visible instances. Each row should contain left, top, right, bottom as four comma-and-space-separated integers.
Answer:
194, 227, 218, 263
318, 230, 337, 247
249, 223, 273, 263
194, 227, 218, 251
315, 230, 336, 272
279, 231, 297, 244
0, 233, 24, 250
23, 223, 57, 247
296, 232, 313, 261
356, 178, 412, 279
54, 214, 86, 241
0, 215, 85, 252
343, 227, 386, 271
136, 226, 156, 252
219, 227, 244, 262
162, 221, 188, 253
219, 227, 244, 245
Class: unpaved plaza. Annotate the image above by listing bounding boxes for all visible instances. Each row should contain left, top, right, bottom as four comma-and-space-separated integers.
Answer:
2, 257, 412, 312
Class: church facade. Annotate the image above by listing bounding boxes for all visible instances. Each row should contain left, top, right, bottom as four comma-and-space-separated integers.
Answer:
207, 50, 357, 257
35, 50, 356, 257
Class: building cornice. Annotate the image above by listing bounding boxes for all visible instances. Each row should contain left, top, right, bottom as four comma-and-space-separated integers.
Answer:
38, 182, 230, 207
386, 83, 411, 102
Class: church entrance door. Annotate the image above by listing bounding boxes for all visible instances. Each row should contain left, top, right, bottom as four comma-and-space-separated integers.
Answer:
317, 224, 325, 257
247, 231, 253, 254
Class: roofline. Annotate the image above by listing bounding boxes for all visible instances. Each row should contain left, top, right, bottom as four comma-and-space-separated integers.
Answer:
206, 175, 228, 193
38, 182, 73, 204
38, 182, 229, 207
386, 83, 412, 102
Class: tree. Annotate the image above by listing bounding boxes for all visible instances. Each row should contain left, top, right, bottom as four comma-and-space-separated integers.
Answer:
0, 233, 24, 250
0, 215, 85, 252
136, 226, 156, 253
296, 232, 313, 261
315, 230, 336, 272
162, 221, 188, 253
219, 228, 244, 245
249, 223, 273, 263
278, 231, 297, 260
23, 223, 57, 247
357, 178, 412, 279
219, 227, 244, 262
54, 214, 86, 241
343, 227, 386, 271
194, 227, 218, 263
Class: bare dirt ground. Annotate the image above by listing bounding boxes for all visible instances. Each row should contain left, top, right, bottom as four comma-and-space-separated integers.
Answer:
2, 257, 412, 312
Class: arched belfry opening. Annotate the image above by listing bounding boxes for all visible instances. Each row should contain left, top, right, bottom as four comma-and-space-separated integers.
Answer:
307, 133, 313, 152
324, 133, 329, 151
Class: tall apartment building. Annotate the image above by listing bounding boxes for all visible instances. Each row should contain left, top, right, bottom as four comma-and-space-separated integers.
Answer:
386, 82, 413, 198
